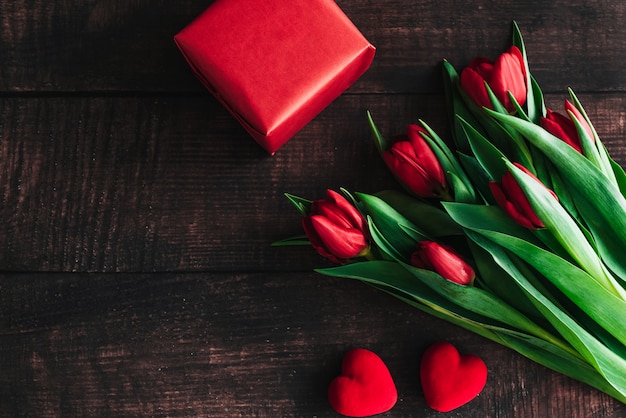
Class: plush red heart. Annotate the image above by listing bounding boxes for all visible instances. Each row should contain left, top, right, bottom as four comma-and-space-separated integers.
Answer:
328, 348, 397, 417
420, 341, 488, 412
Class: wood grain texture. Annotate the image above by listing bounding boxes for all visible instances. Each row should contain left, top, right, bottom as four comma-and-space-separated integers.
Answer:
2, 272, 626, 417
0, 0, 625, 93
1, 93, 626, 272
0, 94, 397, 272
2, 0, 626, 415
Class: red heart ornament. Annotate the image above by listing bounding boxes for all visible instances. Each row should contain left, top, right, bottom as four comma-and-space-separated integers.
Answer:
328, 348, 397, 417
420, 341, 488, 412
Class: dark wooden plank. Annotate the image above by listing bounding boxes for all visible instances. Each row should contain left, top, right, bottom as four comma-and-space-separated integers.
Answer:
356, 0, 626, 94
2, 0, 626, 416
2, 93, 625, 272
1, 271, 625, 417
0, 0, 206, 93
1, 0, 626, 93
0, 93, 408, 272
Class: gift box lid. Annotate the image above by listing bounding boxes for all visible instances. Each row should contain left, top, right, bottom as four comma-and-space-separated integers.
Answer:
174, 0, 375, 154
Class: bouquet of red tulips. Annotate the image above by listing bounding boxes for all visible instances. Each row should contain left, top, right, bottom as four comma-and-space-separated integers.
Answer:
276, 22, 626, 402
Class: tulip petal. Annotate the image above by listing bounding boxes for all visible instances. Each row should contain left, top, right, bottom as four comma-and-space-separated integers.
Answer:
325, 189, 367, 231
410, 250, 434, 271
411, 241, 475, 285
508, 46, 527, 79
407, 126, 447, 187
468, 57, 493, 78
311, 201, 354, 229
308, 216, 368, 260
302, 216, 343, 264
490, 49, 526, 110
384, 145, 440, 197
460, 67, 491, 110
565, 100, 595, 142
489, 181, 540, 229
541, 110, 582, 153
383, 129, 447, 198
422, 241, 475, 285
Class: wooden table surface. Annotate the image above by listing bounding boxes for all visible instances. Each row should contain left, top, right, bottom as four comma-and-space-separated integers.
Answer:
3, 0, 626, 416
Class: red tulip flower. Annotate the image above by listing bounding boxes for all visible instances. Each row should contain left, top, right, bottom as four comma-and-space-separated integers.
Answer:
541, 100, 594, 153
489, 163, 557, 229
302, 190, 369, 264
411, 240, 475, 286
459, 46, 527, 113
382, 124, 447, 198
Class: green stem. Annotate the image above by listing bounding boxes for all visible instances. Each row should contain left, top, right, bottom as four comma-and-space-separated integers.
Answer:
359, 247, 377, 261
437, 187, 454, 202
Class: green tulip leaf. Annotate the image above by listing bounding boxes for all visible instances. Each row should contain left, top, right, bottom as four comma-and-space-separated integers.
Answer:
271, 235, 310, 246
609, 157, 626, 197
419, 119, 477, 202
446, 200, 626, 330
568, 186, 626, 285
448, 171, 475, 203
459, 116, 509, 181
395, 282, 626, 402
569, 110, 609, 178
419, 119, 460, 171
320, 260, 626, 401
441, 202, 540, 245
471, 227, 626, 347
508, 91, 532, 123
546, 166, 581, 224
481, 84, 534, 168
318, 255, 626, 402
529, 75, 547, 120
374, 284, 503, 343
357, 192, 420, 261
284, 193, 311, 216
365, 215, 405, 261
442, 200, 572, 274
374, 190, 462, 237
467, 238, 547, 321
511, 20, 542, 124
442, 60, 486, 153
400, 261, 567, 346
568, 88, 603, 149
485, 111, 626, 283
467, 231, 626, 399
452, 75, 520, 159
567, 89, 616, 182
444, 202, 583, 307
484, 81, 509, 115
316, 260, 499, 326
457, 153, 495, 204
505, 161, 623, 298
366, 111, 388, 154
493, 328, 626, 402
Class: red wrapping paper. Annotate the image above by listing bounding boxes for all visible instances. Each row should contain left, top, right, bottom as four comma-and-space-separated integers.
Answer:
175, 0, 375, 154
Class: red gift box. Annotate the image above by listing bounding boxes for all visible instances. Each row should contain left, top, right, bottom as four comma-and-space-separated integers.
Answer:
174, 0, 375, 154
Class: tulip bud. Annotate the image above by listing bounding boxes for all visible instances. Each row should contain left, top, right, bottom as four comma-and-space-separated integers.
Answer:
540, 100, 594, 153
302, 190, 369, 264
459, 46, 527, 113
489, 163, 557, 229
382, 124, 447, 198
411, 240, 475, 286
